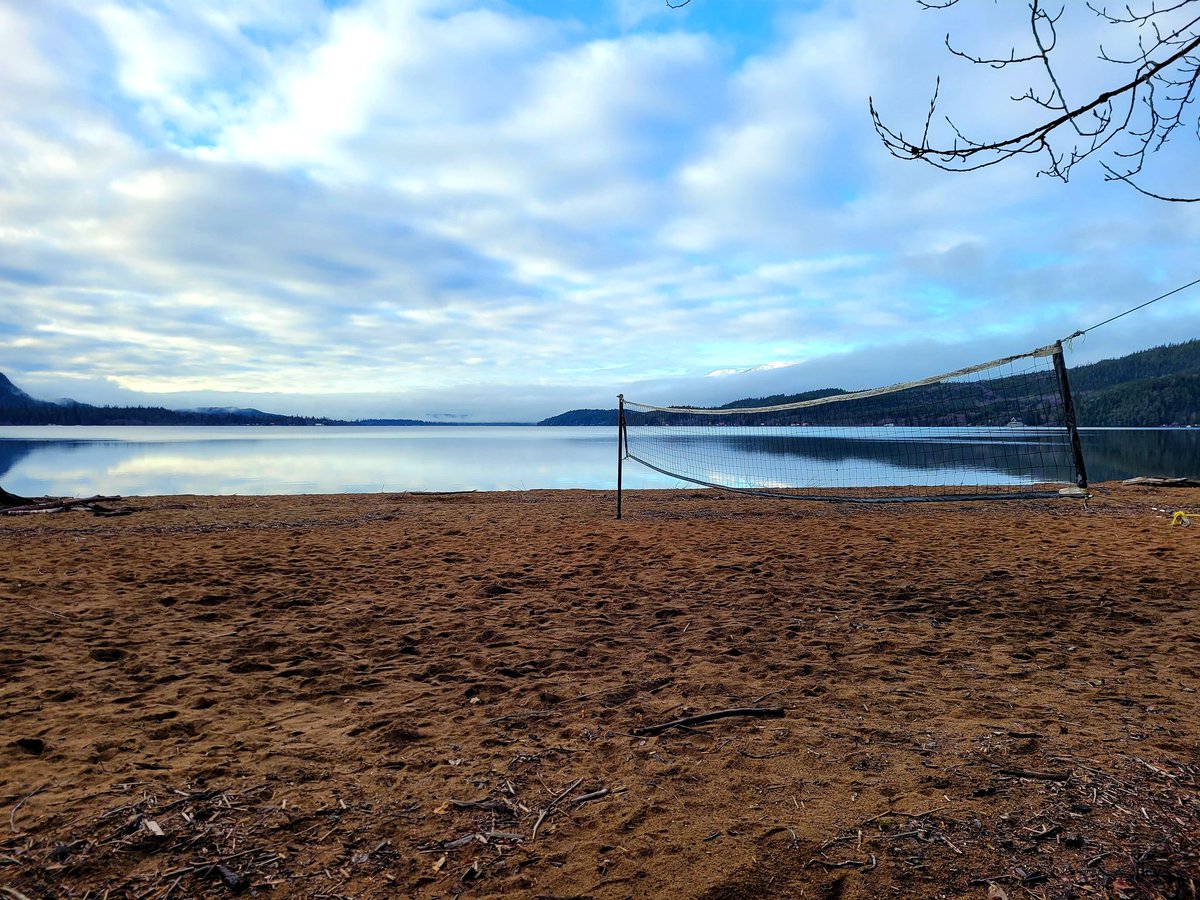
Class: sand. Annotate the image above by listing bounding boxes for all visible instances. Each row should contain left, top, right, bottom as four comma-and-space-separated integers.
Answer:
2, 484, 1198, 898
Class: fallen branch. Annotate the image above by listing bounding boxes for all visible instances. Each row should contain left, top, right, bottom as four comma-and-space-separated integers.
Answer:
9, 783, 50, 834
447, 799, 510, 813
808, 854, 877, 871
632, 707, 785, 736
995, 767, 1070, 782
530, 777, 583, 841
566, 787, 614, 811
3, 496, 131, 517
3, 495, 122, 513
861, 804, 951, 826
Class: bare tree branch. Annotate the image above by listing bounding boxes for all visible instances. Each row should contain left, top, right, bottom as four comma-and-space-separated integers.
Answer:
871, 0, 1200, 200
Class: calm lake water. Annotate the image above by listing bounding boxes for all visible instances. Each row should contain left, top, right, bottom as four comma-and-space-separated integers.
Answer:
0, 425, 1196, 497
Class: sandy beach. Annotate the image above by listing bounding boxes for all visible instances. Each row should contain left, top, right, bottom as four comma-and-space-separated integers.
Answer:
2, 484, 1198, 898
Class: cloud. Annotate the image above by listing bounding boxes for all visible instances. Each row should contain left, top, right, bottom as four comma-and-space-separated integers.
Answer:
1, 0, 1197, 422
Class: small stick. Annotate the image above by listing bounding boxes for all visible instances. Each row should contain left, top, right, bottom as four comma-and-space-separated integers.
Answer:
862, 804, 950, 825
482, 831, 523, 842
9, 783, 49, 834
808, 854, 877, 870
633, 707, 785, 736
569, 787, 615, 805
157, 847, 268, 880
531, 777, 583, 841
996, 767, 1069, 782
940, 833, 963, 855
448, 799, 509, 813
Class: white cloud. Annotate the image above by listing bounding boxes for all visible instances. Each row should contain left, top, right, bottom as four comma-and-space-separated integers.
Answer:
0, 0, 1197, 422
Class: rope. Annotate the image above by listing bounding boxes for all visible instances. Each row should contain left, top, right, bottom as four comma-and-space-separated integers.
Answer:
1063, 275, 1200, 343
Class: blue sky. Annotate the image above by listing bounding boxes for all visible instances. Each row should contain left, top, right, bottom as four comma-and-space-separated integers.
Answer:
2, 0, 1198, 421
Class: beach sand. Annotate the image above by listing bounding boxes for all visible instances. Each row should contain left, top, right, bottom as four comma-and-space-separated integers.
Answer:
2, 485, 1198, 898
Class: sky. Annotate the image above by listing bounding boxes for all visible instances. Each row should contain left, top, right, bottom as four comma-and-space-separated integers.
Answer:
2, 0, 1198, 422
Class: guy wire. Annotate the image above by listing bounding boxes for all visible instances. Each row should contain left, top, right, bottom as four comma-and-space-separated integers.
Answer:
1063, 275, 1200, 343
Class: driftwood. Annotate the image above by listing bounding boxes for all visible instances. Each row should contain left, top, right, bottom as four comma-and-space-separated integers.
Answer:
2, 495, 127, 517
632, 706, 786, 736
1122, 476, 1200, 487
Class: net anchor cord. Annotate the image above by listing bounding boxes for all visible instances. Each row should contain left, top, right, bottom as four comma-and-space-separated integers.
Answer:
1060, 275, 1200, 346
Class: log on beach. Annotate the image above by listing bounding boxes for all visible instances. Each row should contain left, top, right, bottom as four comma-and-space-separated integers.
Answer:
1122, 475, 1200, 487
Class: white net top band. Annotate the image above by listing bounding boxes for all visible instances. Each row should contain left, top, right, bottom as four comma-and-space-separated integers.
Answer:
624, 343, 1060, 416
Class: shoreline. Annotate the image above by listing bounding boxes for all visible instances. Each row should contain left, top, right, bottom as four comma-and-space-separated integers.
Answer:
3, 484, 1198, 897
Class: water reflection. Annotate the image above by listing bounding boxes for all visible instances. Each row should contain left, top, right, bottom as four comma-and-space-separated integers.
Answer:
0, 426, 675, 496
1080, 428, 1200, 482
0, 425, 1195, 497
628, 426, 1079, 488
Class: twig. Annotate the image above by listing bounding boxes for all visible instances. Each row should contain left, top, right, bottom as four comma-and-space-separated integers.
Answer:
530, 777, 583, 841
940, 833, 964, 854
29, 605, 69, 621
156, 847, 268, 880
995, 767, 1070, 782
9, 783, 49, 834
481, 831, 523, 842
448, 799, 509, 813
633, 707, 785, 736
808, 854, 877, 871
569, 787, 619, 805
737, 749, 791, 760
862, 804, 951, 826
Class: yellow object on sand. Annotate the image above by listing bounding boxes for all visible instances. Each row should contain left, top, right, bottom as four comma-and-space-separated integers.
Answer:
1171, 511, 1193, 527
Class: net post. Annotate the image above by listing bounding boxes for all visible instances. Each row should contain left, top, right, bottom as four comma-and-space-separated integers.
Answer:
616, 394, 625, 520
1052, 341, 1089, 489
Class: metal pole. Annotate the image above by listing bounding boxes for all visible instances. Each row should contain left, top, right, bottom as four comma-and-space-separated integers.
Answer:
1052, 342, 1088, 489
616, 394, 625, 520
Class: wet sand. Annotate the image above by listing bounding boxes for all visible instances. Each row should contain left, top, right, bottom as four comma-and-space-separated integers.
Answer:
2, 485, 1198, 898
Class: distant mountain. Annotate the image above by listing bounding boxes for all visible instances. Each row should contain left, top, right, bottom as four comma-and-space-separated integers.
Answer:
0, 375, 345, 426
540, 340, 1200, 427
0, 373, 46, 409
0, 373, 475, 426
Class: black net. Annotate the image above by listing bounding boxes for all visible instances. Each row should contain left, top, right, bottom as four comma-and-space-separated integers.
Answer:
620, 344, 1086, 502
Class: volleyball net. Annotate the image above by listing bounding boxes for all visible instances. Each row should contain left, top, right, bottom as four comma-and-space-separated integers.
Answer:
616, 341, 1088, 512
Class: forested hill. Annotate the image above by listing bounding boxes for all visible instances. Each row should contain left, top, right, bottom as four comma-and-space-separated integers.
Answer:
540, 340, 1200, 427
1069, 339, 1200, 426
0, 402, 345, 427
0, 374, 345, 426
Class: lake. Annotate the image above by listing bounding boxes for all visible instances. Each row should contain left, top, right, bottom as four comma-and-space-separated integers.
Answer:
0, 425, 1196, 497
